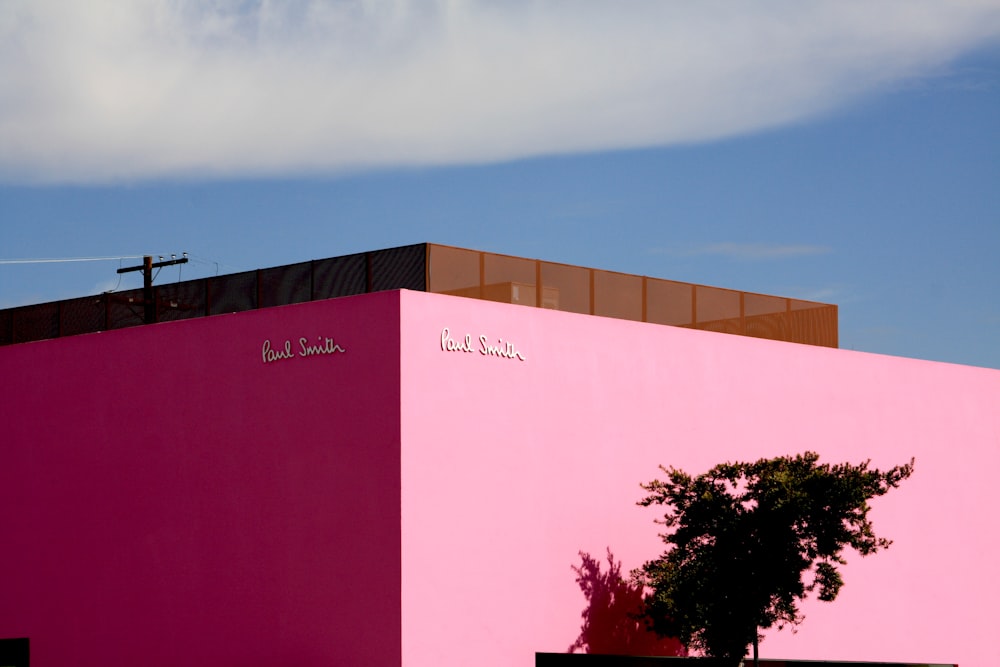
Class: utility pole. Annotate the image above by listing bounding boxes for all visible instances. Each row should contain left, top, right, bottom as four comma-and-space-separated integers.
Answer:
117, 254, 189, 324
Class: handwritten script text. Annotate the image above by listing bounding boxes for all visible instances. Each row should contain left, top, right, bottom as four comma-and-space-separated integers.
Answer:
441, 327, 525, 361
262, 336, 346, 364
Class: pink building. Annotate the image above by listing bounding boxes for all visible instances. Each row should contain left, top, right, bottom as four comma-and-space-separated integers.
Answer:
1, 246, 995, 666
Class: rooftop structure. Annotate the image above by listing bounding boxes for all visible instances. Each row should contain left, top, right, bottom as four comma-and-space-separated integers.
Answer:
0, 243, 836, 348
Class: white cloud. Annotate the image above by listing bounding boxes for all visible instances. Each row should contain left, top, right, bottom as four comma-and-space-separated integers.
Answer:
787, 286, 844, 303
1, 0, 999, 183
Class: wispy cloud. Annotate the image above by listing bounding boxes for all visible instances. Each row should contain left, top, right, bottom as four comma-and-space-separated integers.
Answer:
2, 0, 999, 183
784, 285, 846, 303
655, 243, 833, 260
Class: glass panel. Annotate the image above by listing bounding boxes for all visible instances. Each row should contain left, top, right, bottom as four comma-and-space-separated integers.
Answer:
646, 279, 694, 326
483, 253, 537, 306
593, 270, 643, 321
428, 245, 481, 298
540, 262, 590, 314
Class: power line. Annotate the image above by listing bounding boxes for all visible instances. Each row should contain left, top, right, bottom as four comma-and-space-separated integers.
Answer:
0, 255, 149, 265
1, 252, 240, 284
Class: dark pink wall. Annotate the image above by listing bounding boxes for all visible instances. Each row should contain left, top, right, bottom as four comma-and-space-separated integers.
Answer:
0, 292, 402, 666
400, 290, 1000, 667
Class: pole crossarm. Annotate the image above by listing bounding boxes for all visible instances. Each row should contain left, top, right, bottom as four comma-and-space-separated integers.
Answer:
115, 255, 190, 324
116, 256, 189, 274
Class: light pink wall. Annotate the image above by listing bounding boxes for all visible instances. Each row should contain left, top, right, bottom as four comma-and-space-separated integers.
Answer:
400, 290, 1000, 667
0, 292, 403, 667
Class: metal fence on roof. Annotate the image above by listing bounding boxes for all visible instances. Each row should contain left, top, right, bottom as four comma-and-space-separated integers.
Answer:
427, 244, 838, 348
0, 243, 836, 348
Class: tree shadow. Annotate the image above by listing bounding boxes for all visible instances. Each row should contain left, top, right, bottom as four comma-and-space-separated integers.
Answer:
569, 549, 685, 657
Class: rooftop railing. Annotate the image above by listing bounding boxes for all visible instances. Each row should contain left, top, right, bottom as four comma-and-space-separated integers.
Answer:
0, 243, 837, 348
428, 244, 837, 348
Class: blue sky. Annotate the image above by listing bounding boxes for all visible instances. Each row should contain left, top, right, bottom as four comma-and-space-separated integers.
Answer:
1, 1, 999, 369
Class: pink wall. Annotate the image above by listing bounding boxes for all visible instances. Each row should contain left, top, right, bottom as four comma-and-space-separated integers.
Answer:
5, 287, 998, 666
0, 291, 403, 666
400, 290, 1000, 667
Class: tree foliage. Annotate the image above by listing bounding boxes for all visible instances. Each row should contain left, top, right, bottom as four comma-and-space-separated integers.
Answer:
635, 451, 914, 664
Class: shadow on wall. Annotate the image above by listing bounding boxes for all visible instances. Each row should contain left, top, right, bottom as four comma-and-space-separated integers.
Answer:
569, 549, 685, 657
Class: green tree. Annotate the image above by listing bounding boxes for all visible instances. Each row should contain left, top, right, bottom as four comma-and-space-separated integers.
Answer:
635, 451, 914, 666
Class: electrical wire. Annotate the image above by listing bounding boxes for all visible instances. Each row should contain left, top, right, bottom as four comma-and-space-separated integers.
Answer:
0, 255, 148, 265
108, 258, 124, 292
2, 253, 238, 282
183, 253, 240, 276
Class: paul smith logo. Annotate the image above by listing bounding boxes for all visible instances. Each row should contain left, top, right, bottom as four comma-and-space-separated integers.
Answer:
262, 336, 346, 364
441, 327, 526, 361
